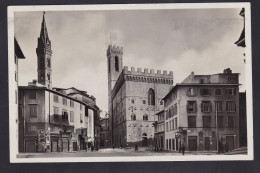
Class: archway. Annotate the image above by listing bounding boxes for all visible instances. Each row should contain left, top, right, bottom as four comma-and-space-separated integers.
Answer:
142, 133, 148, 147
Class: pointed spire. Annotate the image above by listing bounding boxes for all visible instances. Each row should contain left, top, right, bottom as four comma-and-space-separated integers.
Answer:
40, 11, 49, 44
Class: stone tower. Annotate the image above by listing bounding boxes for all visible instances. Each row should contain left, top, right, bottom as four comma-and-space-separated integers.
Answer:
36, 12, 52, 89
107, 45, 123, 144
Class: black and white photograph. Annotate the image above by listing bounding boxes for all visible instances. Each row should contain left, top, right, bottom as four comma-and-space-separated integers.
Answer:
8, 3, 253, 162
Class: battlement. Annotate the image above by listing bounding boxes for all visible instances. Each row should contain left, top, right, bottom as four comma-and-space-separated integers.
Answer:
107, 45, 123, 55
123, 66, 173, 78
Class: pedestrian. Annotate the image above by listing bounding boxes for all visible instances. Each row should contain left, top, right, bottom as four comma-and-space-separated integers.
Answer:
135, 144, 138, 152
112, 145, 115, 150
181, 144, 185, 155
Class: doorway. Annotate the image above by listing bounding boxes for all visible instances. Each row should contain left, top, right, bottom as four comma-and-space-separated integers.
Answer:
204, 137, 210, 150
226, 136, 235, 152
188, 136, 197, 151
142, 133, 148, 147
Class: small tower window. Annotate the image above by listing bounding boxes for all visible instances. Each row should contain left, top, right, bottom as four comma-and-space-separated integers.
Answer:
148, 88, 155, 105
47, 73, 50, 80
143, 114, 148, 121
115, 56, 119, 72
47, 58, 51, 68
131, 113, 136, 120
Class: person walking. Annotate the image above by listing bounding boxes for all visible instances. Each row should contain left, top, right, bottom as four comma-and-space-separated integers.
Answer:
181, 144, 185, 155
134, 144, 138, 152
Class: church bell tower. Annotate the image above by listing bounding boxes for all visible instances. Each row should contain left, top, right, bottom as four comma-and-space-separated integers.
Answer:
36, 12, 52, 89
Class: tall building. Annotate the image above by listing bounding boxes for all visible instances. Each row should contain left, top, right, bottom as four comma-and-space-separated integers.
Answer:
18, 12, 100, 152
107, 45, 173, 147
36, 12, 52, 89
235, 8, 245, 48
161, 68, 240, 152
18, 83, 88, 152
14, 37, 26, 154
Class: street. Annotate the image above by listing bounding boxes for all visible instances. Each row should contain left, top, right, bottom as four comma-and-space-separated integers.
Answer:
17, 147, 232, 158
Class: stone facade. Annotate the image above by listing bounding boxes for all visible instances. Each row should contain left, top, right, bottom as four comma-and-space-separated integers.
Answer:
107, 45, 173, 147
18, 85, 88, 153
162, 69, 240, 152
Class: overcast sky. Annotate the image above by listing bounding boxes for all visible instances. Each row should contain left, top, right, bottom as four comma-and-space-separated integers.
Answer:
14, 8, 245, 116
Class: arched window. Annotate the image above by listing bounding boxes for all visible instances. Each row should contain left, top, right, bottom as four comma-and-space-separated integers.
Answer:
115, 56, 119, 72
131, 113, 136, 120
148, 88, 155, 105
143, 114, 148, 121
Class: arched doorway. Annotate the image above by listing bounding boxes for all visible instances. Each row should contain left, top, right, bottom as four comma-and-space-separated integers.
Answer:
142, 133, 148, 147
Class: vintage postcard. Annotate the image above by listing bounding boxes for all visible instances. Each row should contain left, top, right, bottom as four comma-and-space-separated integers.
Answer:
8, 3, 253, 162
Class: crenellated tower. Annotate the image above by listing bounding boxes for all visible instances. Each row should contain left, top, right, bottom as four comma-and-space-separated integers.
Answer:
107, 45, 123, 144
36, 12, 52, 89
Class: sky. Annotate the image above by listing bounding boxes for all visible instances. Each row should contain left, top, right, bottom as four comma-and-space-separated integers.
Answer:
14, 8, 246, 117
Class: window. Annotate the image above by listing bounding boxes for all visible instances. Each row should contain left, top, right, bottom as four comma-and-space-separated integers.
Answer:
216, 101, 223, 112
166, 122, 169, 132
28, 125, 37, 132
215, 89, 222, 96
172, 120, 175, 130
47, 73, 50, 81
228, 116, 235, 128
226, 101, 236, 112
63, 98, 67, 105
131, 113, 136, 120
160, 100, 164, 105
217, 116, 224, 128
227, 76, 235, 81
47, 58, 51, 68
80, 114, 83, 123
169, 139, 172, 150
200, 88, 211, 96
70, 100, 74, 107
70, 111, 74, 122
175, 118, 178, 129
200, 79, 205, 84
201, 101, 212, 112
169, 120, 172, 131
53, 94, 59, 103
29, 105, 37, 117
187, 88, 195, 96
203, 116, 211, 128
53, 107, 59, 119
143, 114, 148, 121
174, 104, 177, 115
131, 99, 135, 104
62, 110, 68, 120
148, 88, 155, 105
15, 71, 17, 82
53, 107, 59, 115
188, 116, 196, 128
226, 88, 236, 95
29, 90, 36, 100
40, 73, 44, 80
142, 100, 146, 104
166, 110, 169, 120
115, 56, 119, 71
187, 101, 197, 113
166, 139, 169, 150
